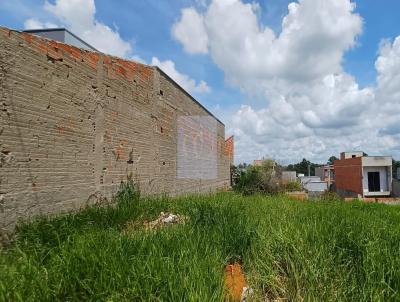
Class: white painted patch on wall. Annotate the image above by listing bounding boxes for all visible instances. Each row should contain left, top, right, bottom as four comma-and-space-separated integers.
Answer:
177, 116, 217, 179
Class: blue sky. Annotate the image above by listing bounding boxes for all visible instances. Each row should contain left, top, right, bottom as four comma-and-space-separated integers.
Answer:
1, 0, 400, 164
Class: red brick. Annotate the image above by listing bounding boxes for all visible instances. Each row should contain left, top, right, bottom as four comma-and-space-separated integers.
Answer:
334, 157, 363, 195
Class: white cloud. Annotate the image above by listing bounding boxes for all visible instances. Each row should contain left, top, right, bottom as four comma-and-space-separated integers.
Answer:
376, 37, 400, 108
175, 0, 362, 80
23, 0, 132, 58
172, 8, 208, 54
23, 0, 211, 95
24, 18, 58, 29
44, 0, 95, 32
152, 57, 211, 94
203, 0, 362, 84
172, 0, 400, 164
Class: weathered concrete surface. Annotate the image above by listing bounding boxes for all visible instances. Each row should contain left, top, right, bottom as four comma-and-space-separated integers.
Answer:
0, 27, 230, 238
393, 179, 400, 197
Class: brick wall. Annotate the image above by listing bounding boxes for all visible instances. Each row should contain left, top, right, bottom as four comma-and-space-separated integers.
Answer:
224, 135, 234, 165
334, 157, 362, 197
0, 27, 230, 237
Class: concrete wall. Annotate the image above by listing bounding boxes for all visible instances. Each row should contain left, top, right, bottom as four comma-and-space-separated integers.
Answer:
282, 171, 296, 182
362, 156, 392, 167
0, 28, 230, 237
303, 181, 327, 192
314, 167, 324, 181
299, 176, 320, 184
393, 179, 400, 197
362, 166, 391, 195
334, 157, 362, 197
340, 151, 363, 160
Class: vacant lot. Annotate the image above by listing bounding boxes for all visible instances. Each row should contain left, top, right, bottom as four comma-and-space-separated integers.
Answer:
1, 190, 400, 301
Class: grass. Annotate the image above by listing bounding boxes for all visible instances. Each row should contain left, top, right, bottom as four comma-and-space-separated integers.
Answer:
1, 189, 400, 301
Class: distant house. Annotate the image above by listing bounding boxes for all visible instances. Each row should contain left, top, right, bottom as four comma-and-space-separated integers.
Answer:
340, 151, 364, 159
23, 28, 97, 51
281, 171, 297, 182
334, 152, 392, 198
299, 176, 328, 193
315, 165, 335, 185
253, 159, 264, 167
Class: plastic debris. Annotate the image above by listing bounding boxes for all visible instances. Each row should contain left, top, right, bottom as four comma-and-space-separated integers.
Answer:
241, 286, 254, 302
143, 212, 188, 230
224, 263, 248, 302
161, 213, 178, 223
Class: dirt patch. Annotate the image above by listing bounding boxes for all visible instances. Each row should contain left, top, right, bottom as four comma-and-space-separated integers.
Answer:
124, 212, 189, 234
286, 191, 308, 201
143, 212, 189, 230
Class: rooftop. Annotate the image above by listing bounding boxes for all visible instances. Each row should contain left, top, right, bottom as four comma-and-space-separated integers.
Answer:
24, 28, 97, 51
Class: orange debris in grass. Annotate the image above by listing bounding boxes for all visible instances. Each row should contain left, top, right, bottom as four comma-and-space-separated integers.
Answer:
224, 263, 247, 301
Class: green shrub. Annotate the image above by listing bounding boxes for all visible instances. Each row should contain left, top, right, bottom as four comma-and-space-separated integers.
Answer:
234, 160, 293, 195
114, 177, 140, 204
234, 165, 263, 195
233, 161, 309, 195
281, 181, 302, 192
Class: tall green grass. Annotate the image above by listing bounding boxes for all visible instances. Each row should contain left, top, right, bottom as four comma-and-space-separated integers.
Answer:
1, 192, 400, 301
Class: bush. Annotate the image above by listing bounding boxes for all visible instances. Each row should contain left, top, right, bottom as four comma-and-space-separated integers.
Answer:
234, 165, 262, 195
281, 181, 302, 192
234, 160, 280, 195
114, 177, 140, 204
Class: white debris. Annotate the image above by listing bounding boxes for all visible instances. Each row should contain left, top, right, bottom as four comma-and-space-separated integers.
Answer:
161, 213, 178, 223
241, 286, 254, 302
142, 212, 188, 230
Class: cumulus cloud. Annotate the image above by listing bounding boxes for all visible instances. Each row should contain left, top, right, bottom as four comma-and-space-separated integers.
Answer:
172, 8, 208, 54
24, 18, 58, 29
23, 0, 131, 57
23, 0, 210, 96
152, 57, 211, 94
173, 0, 400, 163
175, 0, 362, 83
375, 37, 400, 110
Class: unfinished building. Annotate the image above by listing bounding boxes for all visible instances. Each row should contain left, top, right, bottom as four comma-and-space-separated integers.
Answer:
0, 27, 231, 236
334, 152, 392, 198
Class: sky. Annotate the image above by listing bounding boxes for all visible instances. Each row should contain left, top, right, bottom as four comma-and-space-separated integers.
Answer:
1, 0, 400, 165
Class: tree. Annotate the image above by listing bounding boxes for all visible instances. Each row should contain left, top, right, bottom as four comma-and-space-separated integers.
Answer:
237, 163, 248, 170
327, 156, 338, 165
286, 158, 319, 176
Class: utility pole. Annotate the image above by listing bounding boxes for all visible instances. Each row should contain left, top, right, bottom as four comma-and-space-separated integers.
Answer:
308, 164, 310, 177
